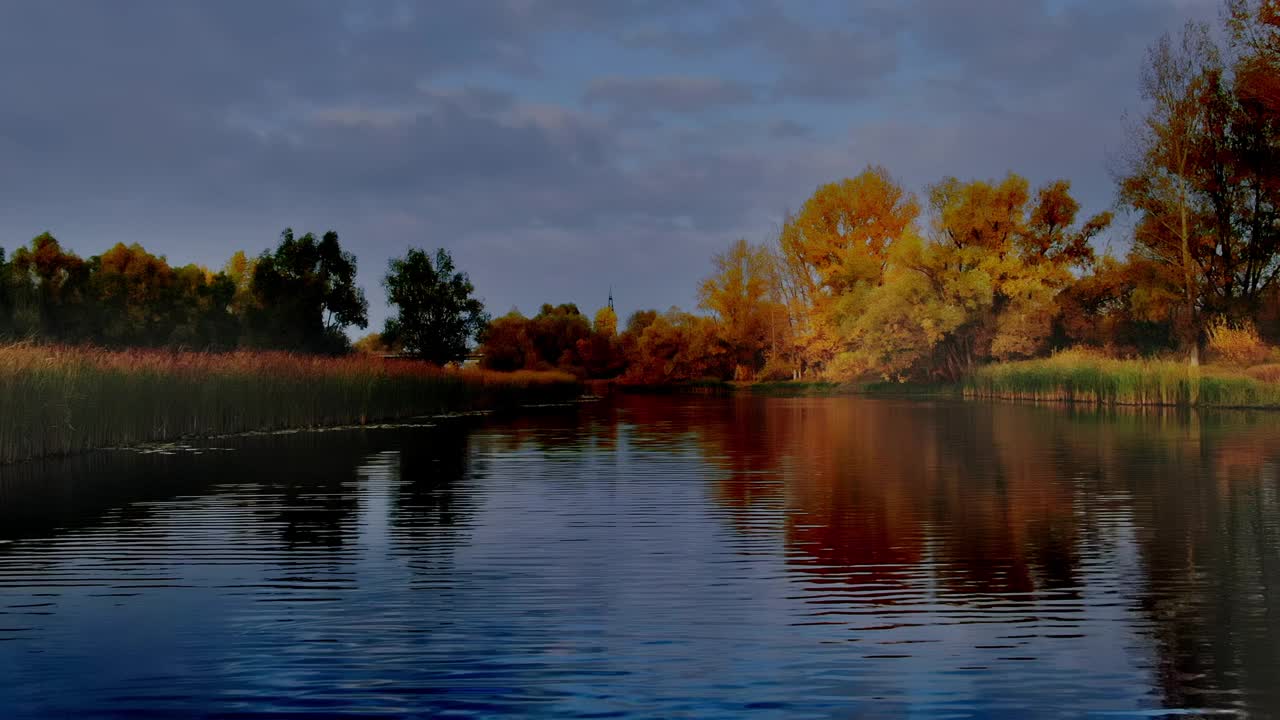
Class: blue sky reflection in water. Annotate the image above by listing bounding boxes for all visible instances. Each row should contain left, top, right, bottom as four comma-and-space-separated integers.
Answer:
0, 395, 1277, 717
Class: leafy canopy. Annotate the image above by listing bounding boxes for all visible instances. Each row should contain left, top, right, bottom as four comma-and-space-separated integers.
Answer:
383, 248, 489, 365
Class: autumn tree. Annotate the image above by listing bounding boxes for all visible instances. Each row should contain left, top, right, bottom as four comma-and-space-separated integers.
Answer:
352, 332, 392, 355
90, 243, 176, 346
780, 166, 919, 294
1054, 254, 1179, 355
593, 304, 617, 337
479, 311, 535, 371
223, 250, 258, 320
476, 302, 623, 377
698, 238, 778, 378
777, 166, 919, 374
837, 175, 1109, 381
578, 304, 625, 378
1223, 1, 1280, 331
1119, 24, 1220, 363
1119, 13, 1280, 361
622, 308, 729, 384
618, 309, 659, 370
1229, 0, 1280, 116
623, 309, 659, 336
527, 303, 592, 371
383, 247, 488, 365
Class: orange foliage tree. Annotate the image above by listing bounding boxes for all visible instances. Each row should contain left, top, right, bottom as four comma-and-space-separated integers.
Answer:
775, 166, 920, 375
698, 238, 781, 379
1119, 12, 1280, 358
621, 308, 728, 384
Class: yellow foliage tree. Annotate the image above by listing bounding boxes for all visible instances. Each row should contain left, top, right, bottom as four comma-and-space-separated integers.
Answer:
776, 166, 919, 374
835, 174, 1110, 382
593, 305, 617, 337
698, 238, 778, 376
223, 249, 258, 317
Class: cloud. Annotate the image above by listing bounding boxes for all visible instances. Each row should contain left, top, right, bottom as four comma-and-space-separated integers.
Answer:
626, 2, 901, 100
767, 120, 813, 140
584, 76, 757, 114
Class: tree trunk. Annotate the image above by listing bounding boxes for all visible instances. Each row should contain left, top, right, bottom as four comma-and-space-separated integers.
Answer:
1178, 173, 1200, 368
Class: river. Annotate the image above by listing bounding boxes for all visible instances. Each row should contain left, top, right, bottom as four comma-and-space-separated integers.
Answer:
1, 394, 1277, 718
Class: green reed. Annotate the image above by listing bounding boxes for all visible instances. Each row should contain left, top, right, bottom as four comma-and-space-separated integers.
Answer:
965, 349, 1280, 408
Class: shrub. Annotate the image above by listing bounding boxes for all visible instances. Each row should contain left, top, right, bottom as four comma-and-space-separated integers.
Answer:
1206, 317, 1270, 366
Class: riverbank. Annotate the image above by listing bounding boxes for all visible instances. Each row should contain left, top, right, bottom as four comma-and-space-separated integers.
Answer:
613, 378, 958, 398
0, 344, 580, 464
611, 351, 1280, 409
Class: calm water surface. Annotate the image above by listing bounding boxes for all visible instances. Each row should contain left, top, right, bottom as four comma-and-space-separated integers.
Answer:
0, 395, 1278, 718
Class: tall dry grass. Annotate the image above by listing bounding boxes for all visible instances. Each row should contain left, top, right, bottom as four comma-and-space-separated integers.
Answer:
1205, 316, 1270, 366
966, 348, 1280, 408
0, 343, 579, 463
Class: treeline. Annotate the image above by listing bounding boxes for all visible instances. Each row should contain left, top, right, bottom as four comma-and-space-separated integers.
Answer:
0, 229, 490, 363
0, 229, 369, 354
476, 302, 727, 383
478, 1, 1280, 383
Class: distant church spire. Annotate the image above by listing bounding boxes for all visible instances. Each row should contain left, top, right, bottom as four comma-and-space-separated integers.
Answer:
608, 286, 614, 311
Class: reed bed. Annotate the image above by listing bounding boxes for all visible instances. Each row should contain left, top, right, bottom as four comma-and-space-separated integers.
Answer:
966, 349, 1280, 409
0, 343, 579, 464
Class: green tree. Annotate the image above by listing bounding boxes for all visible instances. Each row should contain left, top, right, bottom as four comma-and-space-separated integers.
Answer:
382, 248, 489, 365
247, 229, 368, 353
0, 247, 12, 338
166, 265, 239, 350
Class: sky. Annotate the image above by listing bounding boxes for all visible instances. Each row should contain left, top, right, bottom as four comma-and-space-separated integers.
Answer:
0, 0, 1222, 333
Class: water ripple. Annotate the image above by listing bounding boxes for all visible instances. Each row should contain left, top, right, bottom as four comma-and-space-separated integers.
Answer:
0, 396, 1277, 718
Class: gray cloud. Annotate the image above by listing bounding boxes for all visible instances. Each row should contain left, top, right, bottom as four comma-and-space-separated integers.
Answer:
627, 1, 902, 101
767, 120, 813, 140
584, 76, 757, 114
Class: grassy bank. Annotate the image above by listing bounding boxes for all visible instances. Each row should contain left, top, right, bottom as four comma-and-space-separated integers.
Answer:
966, 350, 1280, 408
0, 344, 579, 464
600, 353, 1280, 410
